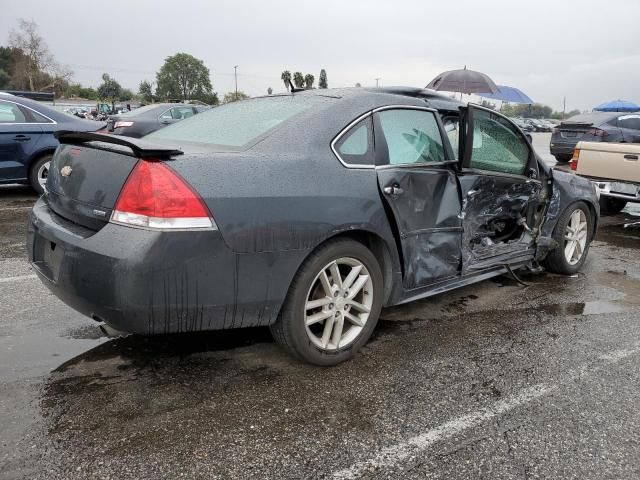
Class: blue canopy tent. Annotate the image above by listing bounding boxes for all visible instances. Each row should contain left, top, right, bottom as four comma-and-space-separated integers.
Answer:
477, 85, 533, 104
593, 100, 640, 112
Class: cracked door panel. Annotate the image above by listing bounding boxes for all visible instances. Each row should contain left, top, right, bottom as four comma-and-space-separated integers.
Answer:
459, 106, 543, 270
374, 107, 462, 289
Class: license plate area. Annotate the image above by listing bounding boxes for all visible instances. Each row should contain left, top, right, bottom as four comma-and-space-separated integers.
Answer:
33, 232, 65, 282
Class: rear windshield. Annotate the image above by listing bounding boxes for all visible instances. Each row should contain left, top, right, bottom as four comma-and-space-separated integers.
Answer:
146, 96, 317, 147
562, 112, 616, 125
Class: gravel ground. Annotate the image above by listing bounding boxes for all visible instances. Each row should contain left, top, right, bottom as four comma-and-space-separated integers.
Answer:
2, 135, 640, 479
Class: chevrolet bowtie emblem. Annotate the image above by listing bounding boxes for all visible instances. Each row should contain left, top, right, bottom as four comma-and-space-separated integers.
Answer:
60, 166, 73, 177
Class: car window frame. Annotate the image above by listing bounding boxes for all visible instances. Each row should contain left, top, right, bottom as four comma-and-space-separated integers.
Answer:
372, 105, 457, 170
332, 115, 375, 167
0, 99, 56, 125
330, 111, 376, 169
617, 114, 640, 131
461, 104, 538, 180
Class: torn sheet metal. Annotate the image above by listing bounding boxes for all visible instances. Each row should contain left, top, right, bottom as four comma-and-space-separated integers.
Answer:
457, 175, 542, 272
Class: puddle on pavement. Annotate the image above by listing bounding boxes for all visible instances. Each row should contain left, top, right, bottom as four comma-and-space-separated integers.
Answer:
539, 300, 628, 316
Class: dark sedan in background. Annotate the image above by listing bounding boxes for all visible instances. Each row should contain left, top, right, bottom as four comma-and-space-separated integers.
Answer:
29, 87, 599, 365
0, 92, 105, 193
551, 111, 640, 162
106, 103, 206, 137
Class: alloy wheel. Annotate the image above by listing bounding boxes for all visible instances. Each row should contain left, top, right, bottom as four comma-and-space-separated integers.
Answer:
564, 209, 588, 265
37, 161, 50, 190
304, 257, 374, 351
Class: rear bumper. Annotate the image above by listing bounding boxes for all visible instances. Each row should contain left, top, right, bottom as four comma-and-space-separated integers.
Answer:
27, 198, 295, 334
592, 180, 640, 203
549, 143, 576, 156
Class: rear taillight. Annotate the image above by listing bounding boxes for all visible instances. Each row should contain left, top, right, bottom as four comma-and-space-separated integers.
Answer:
588, 127, 608, 137
570, 149, 580, 171
111, 160, 215, 230
114, 121, 134, 129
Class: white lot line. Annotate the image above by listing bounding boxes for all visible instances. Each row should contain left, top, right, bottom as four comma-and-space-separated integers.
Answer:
0, 274, 37, 283
0, 206, 33, 211
333, 342, 640, 479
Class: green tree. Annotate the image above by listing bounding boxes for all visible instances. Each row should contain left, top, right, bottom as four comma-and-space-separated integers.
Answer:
119, 88, 134, 102
304, 73, 314, 89
138, 80, 154, 103
223, 91, 249, 103
0, 46, 12, 89
501, 103, 552, 119
281, 70, 291, 91
65, 83, 98, 100
318, 69, 328, 89
97, 73, 122, 111
293, 71, 304, 88
155, 53, 213, 101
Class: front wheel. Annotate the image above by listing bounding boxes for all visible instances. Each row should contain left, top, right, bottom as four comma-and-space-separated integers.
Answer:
542, 202, 593, 275
270, 239, 383, 366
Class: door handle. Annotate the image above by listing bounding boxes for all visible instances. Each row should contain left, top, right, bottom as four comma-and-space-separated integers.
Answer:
624, 154, 638, 161
13, 135, 31, 142
383, 185, 404, 195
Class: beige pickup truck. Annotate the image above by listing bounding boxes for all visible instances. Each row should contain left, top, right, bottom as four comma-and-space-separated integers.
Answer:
572, 141, 640, 214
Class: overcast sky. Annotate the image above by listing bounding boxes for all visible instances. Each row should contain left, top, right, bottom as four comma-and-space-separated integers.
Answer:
2, 0, 639, 111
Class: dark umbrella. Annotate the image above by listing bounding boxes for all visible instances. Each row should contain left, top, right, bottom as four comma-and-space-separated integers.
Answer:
426, 66, 498, 94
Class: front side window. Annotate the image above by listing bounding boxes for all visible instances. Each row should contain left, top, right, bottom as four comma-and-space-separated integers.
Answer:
334, 117, 374, 165
469, 109, 530, 176
376, 109, 446, 165
0, 101, 27, 123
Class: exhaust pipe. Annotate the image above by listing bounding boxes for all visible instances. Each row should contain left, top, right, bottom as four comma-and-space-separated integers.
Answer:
99, 323, 130, 338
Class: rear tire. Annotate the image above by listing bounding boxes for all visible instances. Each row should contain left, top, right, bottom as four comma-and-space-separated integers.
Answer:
270, 239, 383, 366
29, 154, 53, 195
542, 201, 593, 275
599, 197, 626, 216
554, 154, 571, 163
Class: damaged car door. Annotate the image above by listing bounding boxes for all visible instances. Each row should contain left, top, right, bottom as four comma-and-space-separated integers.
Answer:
458, 105, 544, 272
374, 106, 462, 289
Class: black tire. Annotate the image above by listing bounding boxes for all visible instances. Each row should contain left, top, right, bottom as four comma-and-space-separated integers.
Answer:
270, 239, 383, 366
599, 197, 626, 216
542, 201, 593, 275
554, 154, 571, 163
28, 154, 53, 195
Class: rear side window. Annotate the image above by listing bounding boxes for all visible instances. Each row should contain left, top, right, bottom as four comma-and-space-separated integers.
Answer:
0, 101, 27, 123
334, 116, 374, 166
376, 109, 446, 165
469, 109, 530, 176
618, 114, 640, 131
148, 96, 317, 147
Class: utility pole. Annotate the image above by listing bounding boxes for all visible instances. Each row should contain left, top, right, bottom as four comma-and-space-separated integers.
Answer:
563, 96, 566, 120
375, 78, 380, 88
234, 65, 239, 99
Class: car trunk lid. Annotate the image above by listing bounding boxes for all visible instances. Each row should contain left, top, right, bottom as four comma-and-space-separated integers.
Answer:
46, 132, 183, 231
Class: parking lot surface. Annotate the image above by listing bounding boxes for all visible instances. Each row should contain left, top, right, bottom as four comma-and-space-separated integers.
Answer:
2, 133, 640, 479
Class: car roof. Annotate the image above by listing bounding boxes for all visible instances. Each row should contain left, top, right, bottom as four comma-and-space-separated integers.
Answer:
261, 86, 465, 112
562, 112, 618, 124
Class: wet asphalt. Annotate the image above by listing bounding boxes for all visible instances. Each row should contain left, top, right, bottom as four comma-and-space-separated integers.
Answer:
1, 133, 640, 479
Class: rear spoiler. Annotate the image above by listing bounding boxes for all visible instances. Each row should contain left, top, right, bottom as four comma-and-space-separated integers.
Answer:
55, 131, 183, 158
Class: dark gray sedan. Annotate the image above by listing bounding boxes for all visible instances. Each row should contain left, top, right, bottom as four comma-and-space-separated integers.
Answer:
106, 103, 204, 137
550, 111, 640, 162
28, 87, 599, 365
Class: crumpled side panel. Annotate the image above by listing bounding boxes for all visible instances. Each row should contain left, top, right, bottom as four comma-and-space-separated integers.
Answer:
402, 230, 461, 289
458, 175, 540, 270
